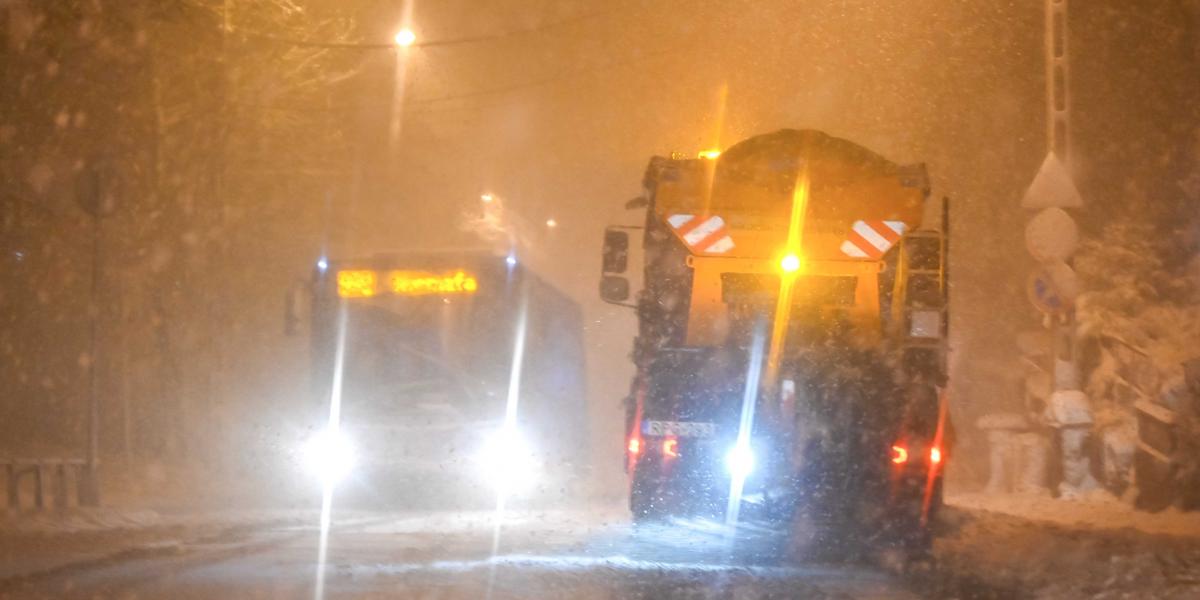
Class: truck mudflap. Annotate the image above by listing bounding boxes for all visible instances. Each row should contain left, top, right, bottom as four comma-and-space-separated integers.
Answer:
628, 435, 733, 523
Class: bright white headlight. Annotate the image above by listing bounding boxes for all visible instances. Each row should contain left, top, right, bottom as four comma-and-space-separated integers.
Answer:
725, 443, 755, 479
302, 428, 356, 487
478, 428, 537, 492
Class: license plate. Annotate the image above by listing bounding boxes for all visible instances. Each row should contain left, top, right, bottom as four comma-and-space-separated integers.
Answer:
642, 420, 717, 438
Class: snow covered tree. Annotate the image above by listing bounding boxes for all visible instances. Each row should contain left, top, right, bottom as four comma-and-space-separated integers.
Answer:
1075, 159, 1200, 431
1, 0, 373, 471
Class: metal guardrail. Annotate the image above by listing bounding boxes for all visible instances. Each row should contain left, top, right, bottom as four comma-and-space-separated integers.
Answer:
2, 459, 89, 510
1133, 358, 1200, 511
1135, 398, 1176, 511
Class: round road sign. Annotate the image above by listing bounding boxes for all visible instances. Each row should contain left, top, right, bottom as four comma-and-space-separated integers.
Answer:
1025, 207, 1079, 263
1027, 265, 1076, 315
1045, 261, 1080, 304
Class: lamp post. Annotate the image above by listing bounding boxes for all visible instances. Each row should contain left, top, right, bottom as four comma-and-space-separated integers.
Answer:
75, 160, 117, 506
389, 19, 416, 148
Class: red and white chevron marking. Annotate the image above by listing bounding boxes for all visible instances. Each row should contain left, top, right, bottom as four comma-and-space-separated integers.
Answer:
666, 214, 735, 254
840, 220, 907, 259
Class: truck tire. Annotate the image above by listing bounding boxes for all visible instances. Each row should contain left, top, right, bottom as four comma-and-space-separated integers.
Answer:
891, 475, 941, 560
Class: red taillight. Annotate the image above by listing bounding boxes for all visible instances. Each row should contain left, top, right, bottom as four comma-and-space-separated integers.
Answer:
628, 438, 641, 455
930, 447, 942, 465
891, 445, 908, 464
662, 438, 679, 459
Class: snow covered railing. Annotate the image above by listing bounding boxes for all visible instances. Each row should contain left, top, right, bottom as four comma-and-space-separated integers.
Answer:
1134, 398, 1176, 511
1095, 333, 1158, 402
1132, 357, 1200, 511
2, 458, 88, 511
1135, 399, 1177, 461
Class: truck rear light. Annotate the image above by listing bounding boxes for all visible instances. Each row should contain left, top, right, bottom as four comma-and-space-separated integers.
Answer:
627, 438, 641, 455
891, 445, 908, 464
662, 438, 679, 459
930, 446, 942, 465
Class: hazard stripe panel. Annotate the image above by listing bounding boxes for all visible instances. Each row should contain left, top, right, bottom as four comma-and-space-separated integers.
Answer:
840, 240, 870, 258
841, 220, 907, 259
682, 216, 726, 246
667, 214, 694, 228
666, 213, 736, 255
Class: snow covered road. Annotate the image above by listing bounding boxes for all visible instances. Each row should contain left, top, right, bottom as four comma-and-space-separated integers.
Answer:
13, 500, 1200, 599
0, 508, 921, 599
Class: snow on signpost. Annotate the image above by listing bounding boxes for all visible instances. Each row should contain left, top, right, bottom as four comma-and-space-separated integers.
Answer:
1022, 154, 1083, 318
1022, 151, 1094, 499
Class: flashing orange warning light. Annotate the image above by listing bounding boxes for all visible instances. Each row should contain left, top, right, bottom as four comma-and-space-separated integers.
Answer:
627, 438, 641, 455
930, 447, 942, 465
891, 445, 909, 465
662, 438, 679, 459
779, 252, 803, 274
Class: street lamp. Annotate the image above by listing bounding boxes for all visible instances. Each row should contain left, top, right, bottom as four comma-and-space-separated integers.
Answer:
393, 28, 416, 47
389, 25, 416, 147
545, 218, 558, 229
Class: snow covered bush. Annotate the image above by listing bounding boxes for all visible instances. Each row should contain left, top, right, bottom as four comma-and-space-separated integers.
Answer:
1074, 199, 1200, 497
1076, 219, 1200, 413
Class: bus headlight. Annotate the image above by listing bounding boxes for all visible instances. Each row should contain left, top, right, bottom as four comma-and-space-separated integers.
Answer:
479, 428, 537, 492
302, 428, 356, 487
725, 443, 755, 479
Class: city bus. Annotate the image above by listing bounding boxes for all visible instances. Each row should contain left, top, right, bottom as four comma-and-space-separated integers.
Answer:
298, 249, 588, 507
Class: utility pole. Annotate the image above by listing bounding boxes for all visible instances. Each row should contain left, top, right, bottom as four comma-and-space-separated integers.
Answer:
1045, 0, 1071, 164
76, 160, 116, 506
1023, 0, 1083, 384
1021, 0, 1097, 497
81, 209, 103, 506
1045, 0, 1076, 382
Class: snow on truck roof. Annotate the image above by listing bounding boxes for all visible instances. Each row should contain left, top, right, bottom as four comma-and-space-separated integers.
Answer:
714, 129, 927, 196
652, 130, 929, 249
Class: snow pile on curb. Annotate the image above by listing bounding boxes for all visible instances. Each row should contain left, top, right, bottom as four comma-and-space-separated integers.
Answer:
0, 507, 342, 537
935, 494, 1200, 598
949, 492, 1200, 537
0, 508, 163, 534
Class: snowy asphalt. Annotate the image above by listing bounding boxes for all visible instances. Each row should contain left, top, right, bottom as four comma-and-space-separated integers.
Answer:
0, 508, 922, 599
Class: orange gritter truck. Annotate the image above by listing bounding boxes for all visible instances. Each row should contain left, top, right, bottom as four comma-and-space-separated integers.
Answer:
599, 129, 951, 554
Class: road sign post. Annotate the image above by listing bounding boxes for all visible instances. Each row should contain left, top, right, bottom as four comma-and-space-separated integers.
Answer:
1018, 0, 1099, 499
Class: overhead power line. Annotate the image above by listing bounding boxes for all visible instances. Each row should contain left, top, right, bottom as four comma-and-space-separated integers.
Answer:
238, 44, 684, 116
406, 47, 685, 108
234, 11, 609, 50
